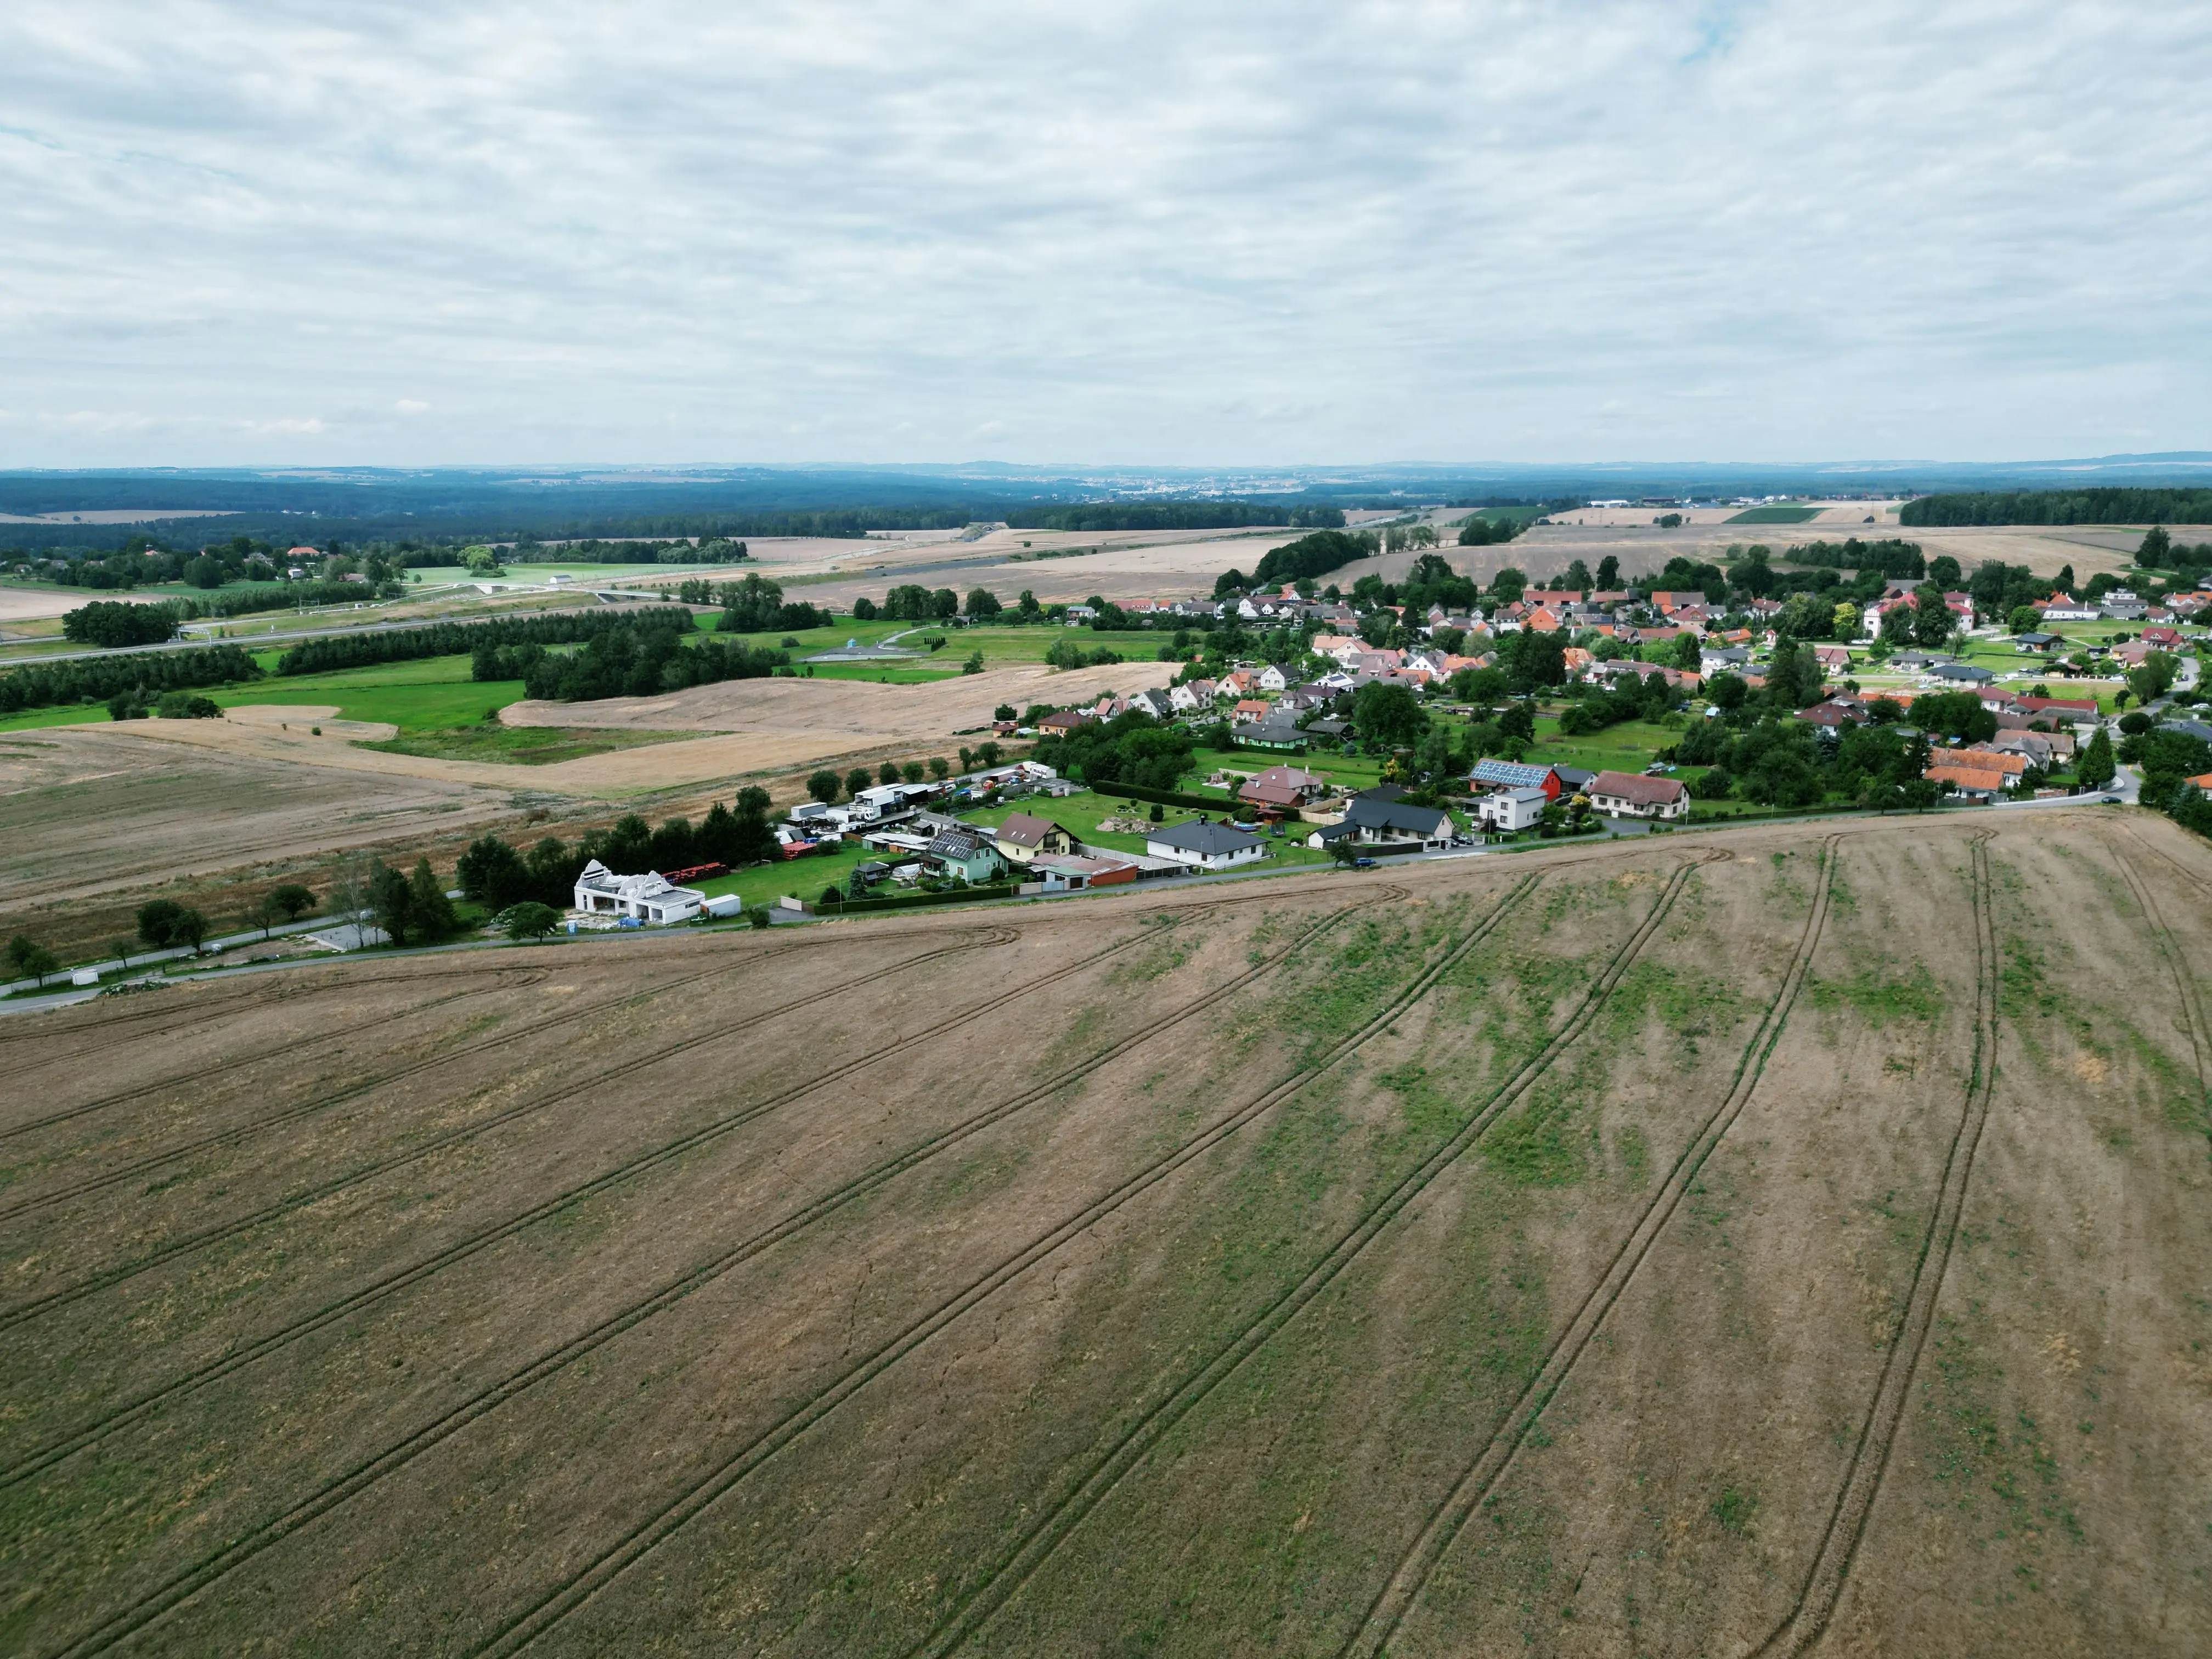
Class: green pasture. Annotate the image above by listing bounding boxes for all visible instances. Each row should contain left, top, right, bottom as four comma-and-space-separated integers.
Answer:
1725, 505, 1821, 524
212, 653, 524, 731
1521, 715, 1678, 775
692, 845, 876, 911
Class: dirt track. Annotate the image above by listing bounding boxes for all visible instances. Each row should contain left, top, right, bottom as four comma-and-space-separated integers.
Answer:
2, 811, 2207, 1657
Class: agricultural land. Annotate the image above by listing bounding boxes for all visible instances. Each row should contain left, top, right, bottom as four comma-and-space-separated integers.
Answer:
1, 811, 2208, 1657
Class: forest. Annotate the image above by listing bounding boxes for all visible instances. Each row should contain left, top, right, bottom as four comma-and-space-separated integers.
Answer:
1005, 501, 1343, 532
1900, 487, 2212, 526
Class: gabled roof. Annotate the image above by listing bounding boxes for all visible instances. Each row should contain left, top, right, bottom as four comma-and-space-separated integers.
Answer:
1588, 770, 1686, 805
994, 811, 1066, 848
1147, 820, 1265, 856
1344, 797, 1449, 837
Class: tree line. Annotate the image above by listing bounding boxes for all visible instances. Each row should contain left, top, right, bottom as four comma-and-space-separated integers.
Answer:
1901, 488, 2212, 527
494, 621, 786, 701
1006, 501, 1345, 532
277, 606, 691, 676
0, 642, 262, 715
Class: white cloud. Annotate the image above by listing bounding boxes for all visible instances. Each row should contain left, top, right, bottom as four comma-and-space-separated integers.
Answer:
0, 1, 2207, 466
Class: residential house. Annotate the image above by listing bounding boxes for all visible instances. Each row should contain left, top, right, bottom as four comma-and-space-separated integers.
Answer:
1927, 762, 2008, 800
1218, 669, 1257, 699
1238, 763, 1330, 808
2037, 595, 2100, 622
1167, 680, 1211, 713
1469, 758, 1562, 798
2184, 772, 2212, 800
1126, 688, 1174, 720
925, 829, 1006, 884
1233, 697, 1272, 720
1585, 770, 1689, 821
1991, 728, 2074, 765
1145, 819, 1267, 870
1799, 698, 1868, 729
991, 812, 1080, 865
1525, 606, 1568, 633
1038, 710, 1094, 737
1923, 663, 1995, 686
1257, 663, 1293, 692
572, 860, 704, 923
1233, 710, 1307, 749
1700, 645, 1751, 675
1330, 797, 1454, 848
1472, 786, 1548, 832
1944, 746, 2028, 777
2008, 695, 2100, 725
2141, 626, 2182, 650
1811, 644, 1853, 672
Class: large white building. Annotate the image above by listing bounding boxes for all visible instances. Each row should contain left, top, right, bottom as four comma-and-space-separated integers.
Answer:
572, 860, 705, 923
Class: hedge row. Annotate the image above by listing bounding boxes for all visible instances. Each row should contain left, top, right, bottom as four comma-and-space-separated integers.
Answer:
0, 644, 262, 714
278, 606, 689, 676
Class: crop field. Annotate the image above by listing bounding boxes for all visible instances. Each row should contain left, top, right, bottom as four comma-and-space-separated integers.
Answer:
1, 812, 2208, 1657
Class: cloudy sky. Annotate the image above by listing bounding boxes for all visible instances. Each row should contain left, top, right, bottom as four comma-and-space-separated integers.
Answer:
3, 2, 2208, 468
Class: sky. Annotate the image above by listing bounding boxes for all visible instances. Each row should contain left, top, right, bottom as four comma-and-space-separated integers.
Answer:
3, 1, 2209, 470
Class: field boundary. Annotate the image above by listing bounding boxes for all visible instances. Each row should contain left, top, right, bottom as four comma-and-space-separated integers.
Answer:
462, 871, 1555, 1658
1338, 834, 1840, 1657
40, 889, 1401, 1658
1748, 832, 2000, 1656
903, 856, 1717, 1659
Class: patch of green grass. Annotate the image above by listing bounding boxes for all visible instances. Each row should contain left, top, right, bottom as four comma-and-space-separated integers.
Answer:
1711, 1487, 1757, 1534
210, 656, 526, 732
360, 725, 709, 765
0, 703, 111, 732
1726, 505, 1821, 524
1809, 963, 1944, 1028
691, 845, 877, 911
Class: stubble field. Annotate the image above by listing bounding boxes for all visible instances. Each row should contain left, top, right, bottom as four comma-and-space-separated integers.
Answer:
1, 812, 2207, 1658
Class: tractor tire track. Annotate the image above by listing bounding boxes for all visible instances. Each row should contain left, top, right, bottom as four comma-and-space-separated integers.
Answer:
3, 882, 1307, 1485
37, 889, 1403, 1659
0, 928, 1015, 1328
2104, 834, 2210, 1132
0, 968, 552, 1146
1338, 835, 1839, 1658
0, 923, 1007, 1220
1746, 832, 2000, 1658
455, 870, 1550, 1659
900, 856, 1714, 1659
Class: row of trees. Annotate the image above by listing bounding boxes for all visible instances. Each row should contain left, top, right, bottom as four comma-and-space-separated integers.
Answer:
512, 622, 785, 701
1006, 501, 1343, 532
0, 642, 261, 715
1901, 488, 2212, 527
279, 606, 690, 676
804, 753, 975, 805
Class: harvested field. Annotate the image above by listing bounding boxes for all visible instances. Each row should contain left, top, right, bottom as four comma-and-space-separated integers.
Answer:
499, 657, 1173, 736
2, 811, 2207, 1658
0, 725, 514, 918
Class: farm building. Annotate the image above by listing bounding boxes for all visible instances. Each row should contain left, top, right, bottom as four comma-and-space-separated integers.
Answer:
572, 860, 705, 923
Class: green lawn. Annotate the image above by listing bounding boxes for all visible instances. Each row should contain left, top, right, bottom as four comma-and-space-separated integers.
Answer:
0, 703, 109, 732
693, 845, 876, 910
211, 654, 525, 731
1521, 716, 1679, 775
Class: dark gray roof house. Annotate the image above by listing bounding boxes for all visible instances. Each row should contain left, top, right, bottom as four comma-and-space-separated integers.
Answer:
1344, 797, 1451, 840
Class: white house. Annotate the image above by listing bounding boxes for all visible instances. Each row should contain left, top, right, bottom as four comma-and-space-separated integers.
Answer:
1586, 771, 1689, 821
1474, 787, 1548, 832
572, 859, 705, 923
1127, 687, 1175, 719
1257, 664, 1292, 692
1144, 820, 1267, 871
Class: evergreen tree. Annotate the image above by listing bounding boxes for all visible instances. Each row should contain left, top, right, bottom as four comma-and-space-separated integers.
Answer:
2076, 726, 2115, 788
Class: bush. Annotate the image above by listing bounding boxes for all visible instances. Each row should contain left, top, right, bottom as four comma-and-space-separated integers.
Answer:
155, 690, 223, 719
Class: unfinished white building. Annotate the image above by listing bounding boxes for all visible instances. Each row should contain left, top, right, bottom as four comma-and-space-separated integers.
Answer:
572, 859, 705, 923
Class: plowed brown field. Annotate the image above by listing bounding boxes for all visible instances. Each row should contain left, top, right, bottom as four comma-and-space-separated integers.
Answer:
2, 811, 2206, 1658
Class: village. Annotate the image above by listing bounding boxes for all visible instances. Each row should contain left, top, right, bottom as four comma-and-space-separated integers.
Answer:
541, 546, 2209, 930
